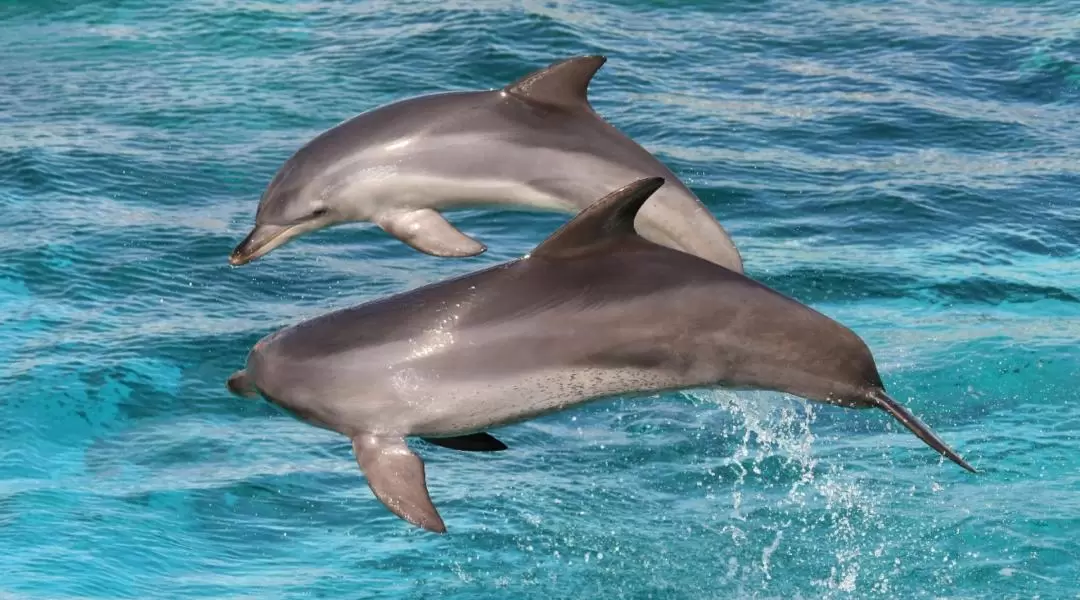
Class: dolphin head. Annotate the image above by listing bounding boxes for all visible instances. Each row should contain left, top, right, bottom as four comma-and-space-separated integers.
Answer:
229, 159, 341, 266
702, 274, 977, 473
226, 93, 479, 265
771, 319, 978, 474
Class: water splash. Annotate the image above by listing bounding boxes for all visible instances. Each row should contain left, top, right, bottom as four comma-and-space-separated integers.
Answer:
689, 389, 890, 596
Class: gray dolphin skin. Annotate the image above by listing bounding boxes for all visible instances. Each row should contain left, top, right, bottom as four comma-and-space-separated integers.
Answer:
227, 177, 975, 534
229, 55, 744, 273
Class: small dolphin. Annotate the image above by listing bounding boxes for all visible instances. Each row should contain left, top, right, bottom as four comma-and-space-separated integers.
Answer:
227, 177, 976, 534
229, 55, 744, 273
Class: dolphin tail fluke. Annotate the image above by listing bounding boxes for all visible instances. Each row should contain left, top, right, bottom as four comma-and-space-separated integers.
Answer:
352, 435, 447, 533
374, 208, 486, 258
226, 370, 258, 398
869, 390, 977, 473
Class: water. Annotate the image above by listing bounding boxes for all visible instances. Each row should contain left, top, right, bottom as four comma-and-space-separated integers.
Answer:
1, 1, 1078, 597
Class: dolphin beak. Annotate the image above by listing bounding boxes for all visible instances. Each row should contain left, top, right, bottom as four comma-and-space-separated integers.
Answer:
869, 390, 977, 473
226, 369, 258, 398
229, 223, 301, 266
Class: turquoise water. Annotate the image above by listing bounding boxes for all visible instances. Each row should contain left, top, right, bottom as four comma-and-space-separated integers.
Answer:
2, 0, 1078, 597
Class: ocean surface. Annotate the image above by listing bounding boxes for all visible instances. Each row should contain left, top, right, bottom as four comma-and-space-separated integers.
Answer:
2, 1, 1078, 598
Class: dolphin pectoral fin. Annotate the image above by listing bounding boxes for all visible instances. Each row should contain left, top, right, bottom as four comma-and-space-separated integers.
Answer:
351, 435, 447, 533
869, 390, 977, 473
226, 370, 258, 398
421, 433, 508, 452
374, 209, 486, 258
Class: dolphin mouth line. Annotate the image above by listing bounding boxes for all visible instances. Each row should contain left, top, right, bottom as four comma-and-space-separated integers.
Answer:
229, 222, 303, 266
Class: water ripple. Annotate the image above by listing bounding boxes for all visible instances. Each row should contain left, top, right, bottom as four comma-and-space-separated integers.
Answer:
1, 0, 1078, 598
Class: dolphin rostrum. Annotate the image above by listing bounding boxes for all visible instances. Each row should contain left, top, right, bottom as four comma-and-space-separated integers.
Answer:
227, 177, 976, 533
229, 55, 744, 273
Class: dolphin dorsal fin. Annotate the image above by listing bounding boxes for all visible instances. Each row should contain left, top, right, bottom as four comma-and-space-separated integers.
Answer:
530, 177, 665, 259
504, 55, 606, 111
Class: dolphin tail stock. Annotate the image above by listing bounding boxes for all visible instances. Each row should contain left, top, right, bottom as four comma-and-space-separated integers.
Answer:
868, 389, 977, 473
226, 369, 258, 398
352, 434, 447, 533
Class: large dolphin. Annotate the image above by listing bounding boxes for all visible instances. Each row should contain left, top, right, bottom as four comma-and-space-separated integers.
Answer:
227, 177, 976, 534
229, 55, 744, 273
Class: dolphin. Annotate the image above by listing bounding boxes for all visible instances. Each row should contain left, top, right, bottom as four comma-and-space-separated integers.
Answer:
228, 55, 744, 273
226, 177, 976, 534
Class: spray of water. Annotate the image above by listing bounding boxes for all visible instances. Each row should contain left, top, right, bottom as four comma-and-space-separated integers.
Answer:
686, 388, 890, 596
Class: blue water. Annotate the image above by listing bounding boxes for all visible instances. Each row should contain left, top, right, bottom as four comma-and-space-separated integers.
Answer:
2, 1, 1078, 597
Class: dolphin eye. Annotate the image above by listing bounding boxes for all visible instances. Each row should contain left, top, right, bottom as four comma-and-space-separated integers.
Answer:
311, 208, 329, 218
